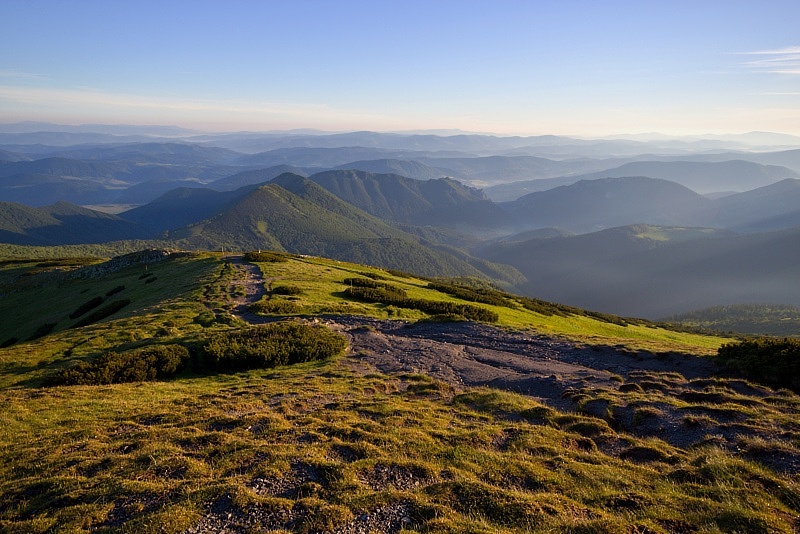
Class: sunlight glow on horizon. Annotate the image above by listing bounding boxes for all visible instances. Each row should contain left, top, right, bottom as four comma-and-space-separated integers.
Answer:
2, 1, 800, 138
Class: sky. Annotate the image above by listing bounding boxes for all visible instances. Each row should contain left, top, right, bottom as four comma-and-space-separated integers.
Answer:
2, 0, 800, 136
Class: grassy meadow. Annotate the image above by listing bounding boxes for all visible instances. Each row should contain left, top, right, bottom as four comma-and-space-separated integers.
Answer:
1, 250, 798, 533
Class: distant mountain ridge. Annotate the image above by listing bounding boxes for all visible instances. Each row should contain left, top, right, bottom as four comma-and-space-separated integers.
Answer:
168, 173, 501, 279
504, 177, 714, 233
2, 126, 800, 319
485, 160, 799, 200
334, 159, 452, 181
209, 165, 308, 191
305, 169, 513, 231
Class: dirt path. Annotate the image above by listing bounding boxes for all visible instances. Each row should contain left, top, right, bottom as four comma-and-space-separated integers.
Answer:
224, 255, 269, 322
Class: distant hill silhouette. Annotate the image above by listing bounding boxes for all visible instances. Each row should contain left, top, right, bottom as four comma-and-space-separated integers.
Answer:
209, 165, 308, 191
486, 160, 798, 200
120, 187, 252, 233
504, 177, 714, 233
334, 159, 451, 180
479, 224, 800, 318
0, 201, 144, 245
713, 179, 800, 232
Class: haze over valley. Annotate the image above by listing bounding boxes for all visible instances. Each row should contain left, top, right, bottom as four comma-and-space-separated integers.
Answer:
2, 124, 800, 320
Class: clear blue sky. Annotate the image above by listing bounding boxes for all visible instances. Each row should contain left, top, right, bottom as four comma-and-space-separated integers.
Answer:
2, 0, 800, 136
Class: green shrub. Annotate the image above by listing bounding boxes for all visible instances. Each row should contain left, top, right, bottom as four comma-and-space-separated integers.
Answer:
200, 322, 347, 372
105, 285, 125, 297
585, 310, 629, 326
27, 323, 56, 341
244, 251, 290, 263
343, 277, 404, 291
427, 281, 513, 308
343, 286, 498, 323
69, 296, 104, 319
355, 271, 387, 280
250, 299, 303, 315
272, 284, 303, 296
48, 344, 190, 386
72, 299, 131, 328
517, 296, 576, 317
717, 337, 800, 390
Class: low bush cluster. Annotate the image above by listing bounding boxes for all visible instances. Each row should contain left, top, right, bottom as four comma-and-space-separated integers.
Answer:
271, 284, 303, 296
49, 322, 345, 386
343, 277, 401, 291
69, 296, 104, 319
717, 337, 800, 390
244, 251, 290, 263
355, 271, 387, 280
250, 299, 303, 314
427, 281, 513, 308
71, 299, 131, 328
343, 285, 498, 323
105, 285, 125, 297
517, 296, 579, 318
201, 322, 348, 371
48, 344, 190, 386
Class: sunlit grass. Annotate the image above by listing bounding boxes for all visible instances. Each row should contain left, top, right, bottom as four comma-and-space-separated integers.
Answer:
1, 251, 791, 532
251, 255, 729, 355
2, 363, 799, 532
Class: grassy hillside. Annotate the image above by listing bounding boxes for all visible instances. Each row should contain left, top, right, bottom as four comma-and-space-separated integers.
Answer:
170, 177, 504, 280
2, 251, 799, 532
305, 170, 511, 230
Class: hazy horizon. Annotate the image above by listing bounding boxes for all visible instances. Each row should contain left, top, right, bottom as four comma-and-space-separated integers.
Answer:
3, 1, 800, 137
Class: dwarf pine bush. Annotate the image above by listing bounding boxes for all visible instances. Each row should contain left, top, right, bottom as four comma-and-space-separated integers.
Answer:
201, 322, 347, 372
49, 344, 190, 386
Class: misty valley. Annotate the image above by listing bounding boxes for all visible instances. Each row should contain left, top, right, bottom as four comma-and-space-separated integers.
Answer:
3, 125, 800, 533
2, 126, 800, 325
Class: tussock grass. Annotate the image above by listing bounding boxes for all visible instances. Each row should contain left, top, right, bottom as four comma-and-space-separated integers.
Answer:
3, 359, 800, 532
1, 252, 798, 532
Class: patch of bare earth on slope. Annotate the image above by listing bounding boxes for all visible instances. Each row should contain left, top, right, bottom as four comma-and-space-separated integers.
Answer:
224, 255, 267, 320
327, 317, 799, 474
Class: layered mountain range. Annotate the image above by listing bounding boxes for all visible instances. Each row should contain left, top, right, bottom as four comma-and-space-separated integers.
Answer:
2, 124, 799, 319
